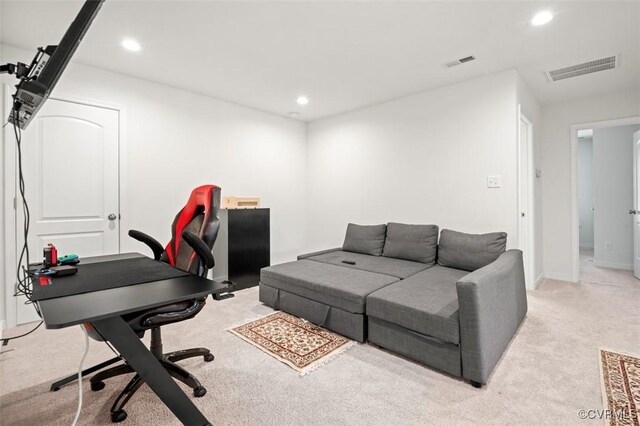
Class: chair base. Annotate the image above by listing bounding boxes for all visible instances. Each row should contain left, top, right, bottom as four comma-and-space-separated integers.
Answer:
50, 356, 122, 392
90, 327, 214, 423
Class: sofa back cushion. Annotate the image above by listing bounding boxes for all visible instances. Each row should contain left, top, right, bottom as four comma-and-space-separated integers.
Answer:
382, 223, 439, 265
437, 229, 507, 271
342, 223, 387, 256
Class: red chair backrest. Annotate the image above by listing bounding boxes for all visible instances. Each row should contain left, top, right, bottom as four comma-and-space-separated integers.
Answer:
163, 185, 221, 275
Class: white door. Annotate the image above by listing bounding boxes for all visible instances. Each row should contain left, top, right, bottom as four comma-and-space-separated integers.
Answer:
9, 98, 120, 324
519, 111, 535, 288
633, 130, 640, 279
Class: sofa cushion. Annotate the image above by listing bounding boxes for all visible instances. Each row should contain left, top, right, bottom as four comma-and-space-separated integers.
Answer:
306, 250, 430, 279
382, 222, 439, 265
437, 229, 507, 272
260, 260, 399, 314
342, 223, 387, 256
366, 266, 469, 345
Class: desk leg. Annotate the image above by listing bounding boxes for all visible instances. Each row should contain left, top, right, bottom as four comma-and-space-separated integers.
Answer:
92, 316, 211, 426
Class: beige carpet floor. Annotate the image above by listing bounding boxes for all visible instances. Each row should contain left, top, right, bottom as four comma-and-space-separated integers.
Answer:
580, 249, 639, 289
1, 267, 639, 425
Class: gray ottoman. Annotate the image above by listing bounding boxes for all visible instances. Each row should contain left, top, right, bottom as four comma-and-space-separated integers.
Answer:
259, 260, 399, 341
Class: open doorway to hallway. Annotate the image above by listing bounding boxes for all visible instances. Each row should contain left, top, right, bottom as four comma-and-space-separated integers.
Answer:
576, 122, 640, 286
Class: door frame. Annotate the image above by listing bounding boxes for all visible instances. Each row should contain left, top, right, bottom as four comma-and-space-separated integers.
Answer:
570, 115, 640, 282
517, 106, 536, 289
634, 130, 640, 279
1, 85, 127, 329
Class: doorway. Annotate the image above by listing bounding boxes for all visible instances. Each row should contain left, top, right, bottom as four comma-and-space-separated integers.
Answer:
578, 129, 595, 268
572, 117, 640, 284
3, 90, 122, 327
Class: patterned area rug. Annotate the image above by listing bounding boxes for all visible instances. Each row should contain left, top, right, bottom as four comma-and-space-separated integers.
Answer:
599, 349, 640, 426
229, 311, 355, 375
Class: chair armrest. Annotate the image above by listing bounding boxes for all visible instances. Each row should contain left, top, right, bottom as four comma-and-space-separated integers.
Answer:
297, 247, 342, 260
128, 230, 164, 261
182, 231, 215, 269
456, 249, 527, 384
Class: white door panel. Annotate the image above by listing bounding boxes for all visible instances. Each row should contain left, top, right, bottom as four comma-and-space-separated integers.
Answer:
39, 117, 104, 219
12, 98, 120, 324
35, 232, 106, 258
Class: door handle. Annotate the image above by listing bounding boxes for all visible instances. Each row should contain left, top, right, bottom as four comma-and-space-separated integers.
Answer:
108, 213, 118, 221
630, 209, 638, 215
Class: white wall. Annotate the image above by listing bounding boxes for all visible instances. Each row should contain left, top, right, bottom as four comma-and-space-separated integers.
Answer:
306, 70, 520, 253
540, 90, 640, 281
578, 138, 594, 249
1, 43, 307, 325
592, 124, 639, 269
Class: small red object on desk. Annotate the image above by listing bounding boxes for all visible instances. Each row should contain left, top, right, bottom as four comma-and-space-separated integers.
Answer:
44, 243, 58, 267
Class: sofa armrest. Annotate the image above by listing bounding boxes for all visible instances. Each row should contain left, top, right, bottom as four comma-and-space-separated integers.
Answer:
297, 247, 342, 260
456, 249, 527, 384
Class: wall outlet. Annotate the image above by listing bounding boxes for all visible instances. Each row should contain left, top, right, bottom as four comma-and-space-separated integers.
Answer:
604, 242, 612, 251
487, 175, 502, 188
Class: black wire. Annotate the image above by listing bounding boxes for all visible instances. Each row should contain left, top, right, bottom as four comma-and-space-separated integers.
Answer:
1, 320, 43, 347
0, 103, 43, 347
10, 101, 41, 318
18, 116, 31, 277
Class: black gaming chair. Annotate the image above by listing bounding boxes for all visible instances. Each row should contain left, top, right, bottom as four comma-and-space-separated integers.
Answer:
85, 185, 227, 422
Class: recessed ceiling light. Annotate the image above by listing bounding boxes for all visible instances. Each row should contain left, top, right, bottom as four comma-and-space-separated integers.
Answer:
121, 38, 141, 52
296, 96, 309, 106
531, 10, 553, 26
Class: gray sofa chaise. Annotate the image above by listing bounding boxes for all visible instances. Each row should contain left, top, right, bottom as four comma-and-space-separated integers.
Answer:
259, 223, 527, 387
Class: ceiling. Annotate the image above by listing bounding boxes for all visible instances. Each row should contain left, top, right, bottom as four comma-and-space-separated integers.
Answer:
1, 1, 638, 121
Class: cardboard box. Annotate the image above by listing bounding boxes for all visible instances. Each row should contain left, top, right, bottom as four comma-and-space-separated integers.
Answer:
222, 196, 261, 209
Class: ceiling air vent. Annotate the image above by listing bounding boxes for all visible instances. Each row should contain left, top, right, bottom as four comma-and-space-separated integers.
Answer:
545, 55, 618, 82
444, 55, 476, 68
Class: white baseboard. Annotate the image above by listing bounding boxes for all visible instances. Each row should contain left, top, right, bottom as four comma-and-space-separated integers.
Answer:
534, 274, 545, 289
579, 243, 594, 249
0, 320, 5, 336
544, 272, 574, 282
592, 260, 633, 271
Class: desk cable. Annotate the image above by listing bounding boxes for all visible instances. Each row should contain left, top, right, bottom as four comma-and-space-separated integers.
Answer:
72, 326, 90, 426
8, 102, 39, 313
0, 320, 43, 347
1, 103, 42, 351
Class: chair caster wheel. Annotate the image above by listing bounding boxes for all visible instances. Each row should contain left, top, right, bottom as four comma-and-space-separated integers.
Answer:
111, 410, 127, 423
194, 386, 207, 397
204, 353, 214, 362
471, 381, 482, 388
91, 381, 105, 391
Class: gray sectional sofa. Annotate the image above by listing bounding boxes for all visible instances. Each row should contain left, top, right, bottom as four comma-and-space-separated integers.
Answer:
259, 223, 527, 387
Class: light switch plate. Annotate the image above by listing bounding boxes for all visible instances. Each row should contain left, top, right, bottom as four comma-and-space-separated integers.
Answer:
487, 175, 502, 188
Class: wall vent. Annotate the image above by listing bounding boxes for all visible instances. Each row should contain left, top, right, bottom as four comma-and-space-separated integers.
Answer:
545, 55, 618, 82
444, 55, 476, 68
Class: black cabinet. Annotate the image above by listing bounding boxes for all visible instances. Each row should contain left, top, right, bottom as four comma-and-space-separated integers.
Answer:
213, 208, 270, 290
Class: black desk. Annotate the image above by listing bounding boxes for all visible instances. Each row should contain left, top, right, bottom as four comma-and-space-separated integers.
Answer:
35, 253, 226, 426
